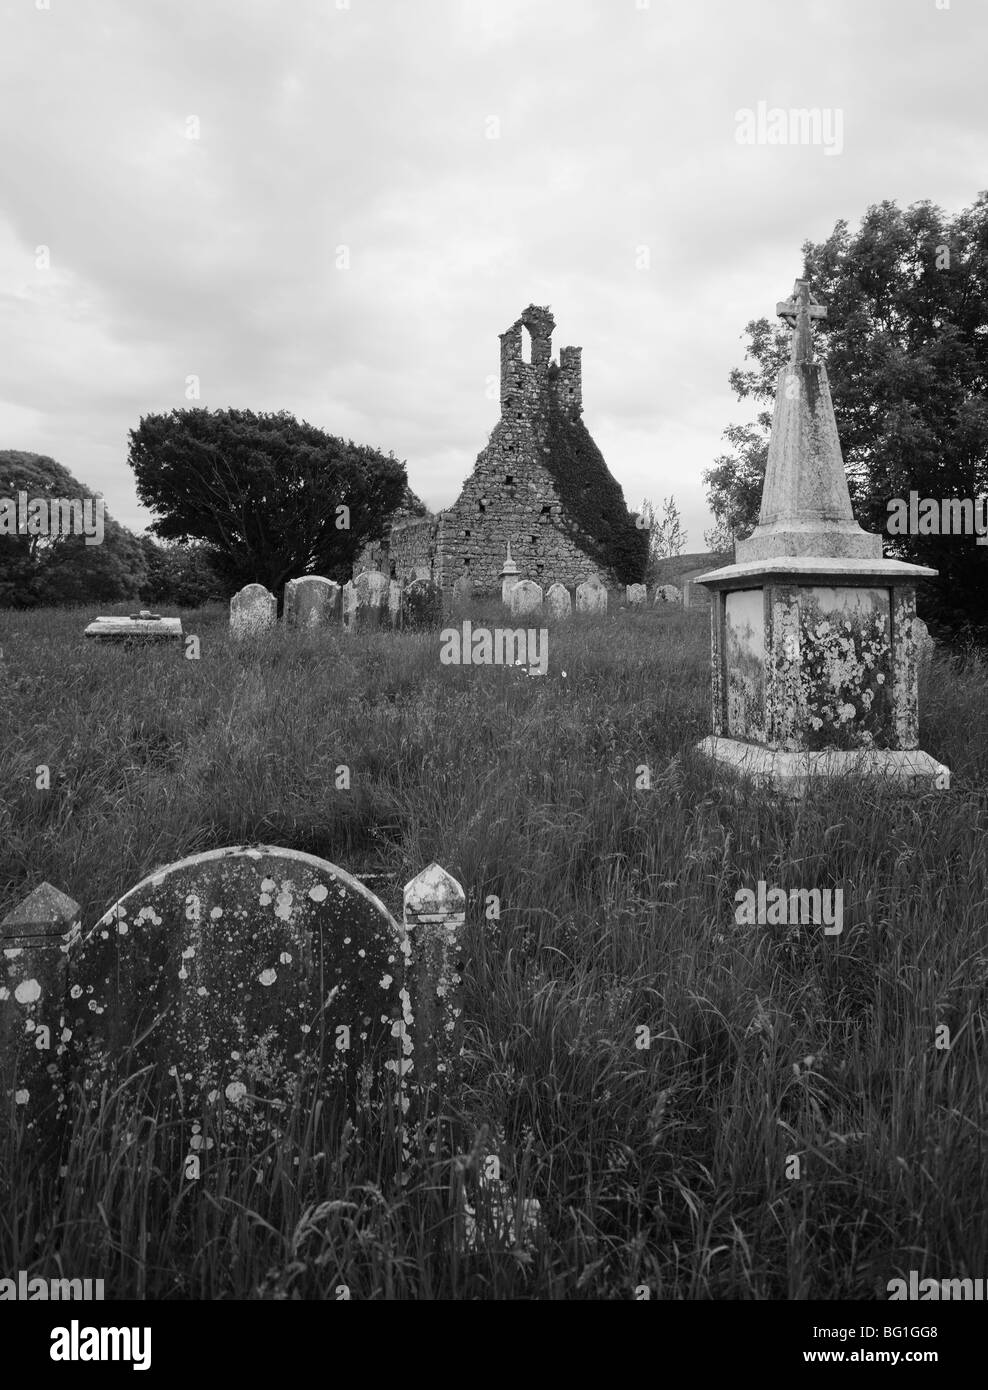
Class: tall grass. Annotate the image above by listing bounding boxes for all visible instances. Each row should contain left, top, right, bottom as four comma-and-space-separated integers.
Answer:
1, 599, 986, 1298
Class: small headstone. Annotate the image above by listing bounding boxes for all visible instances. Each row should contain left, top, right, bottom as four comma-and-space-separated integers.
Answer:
626, 584, 647, 607
353, 569, 388, 629
452, 575, 473, 612
401, 578, 444, 630
509, 579, 543, 617
230, 584, 277, 638
914, 616, 935, 664
653, 584, 682, 605
284, 576, 340, 628
388, 580, 403, 626
546, 583, 572, 620
65, 847, 406, 1118
576, 574, 608, 615
84, 612, 183, 644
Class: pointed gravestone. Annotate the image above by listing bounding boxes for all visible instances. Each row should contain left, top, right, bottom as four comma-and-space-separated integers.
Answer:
284, 576, 340, 628
230, 584, 277, 638
576, 573, 607, 615
1, 883, 81, 1138
546, 583, 572, 620
694, 279, 949, 793
498, 542, 520, 604
509, 579, 543, 617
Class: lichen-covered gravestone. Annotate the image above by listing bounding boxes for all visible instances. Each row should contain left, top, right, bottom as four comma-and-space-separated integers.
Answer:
576, 573, 607, 615
653, 584, 681, 605
546, 583, 571, 620
284, 576, 340, 628
509, 580, 543, 617
64, 847, 409, 1118
230, 584, 277, 638
400, 578, 444, 630
626, 584, 647, 607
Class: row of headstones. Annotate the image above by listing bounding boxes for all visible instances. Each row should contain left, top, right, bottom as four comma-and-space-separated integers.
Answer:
230, 572, 687, 636
503, 576, 683, 618
230, 572, 445, 638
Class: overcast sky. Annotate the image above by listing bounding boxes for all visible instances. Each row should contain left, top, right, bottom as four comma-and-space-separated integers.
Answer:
1, 0, 984, 550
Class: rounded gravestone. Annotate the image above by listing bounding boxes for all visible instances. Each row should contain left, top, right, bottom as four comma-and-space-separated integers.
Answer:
546, 583, 572, 621
653, 584, 681, 606
285, 575, 340, 627
400, 578, 444, 630
509, 579, 543, 617
65, 847, 407, 1113
230, 583, 277, 638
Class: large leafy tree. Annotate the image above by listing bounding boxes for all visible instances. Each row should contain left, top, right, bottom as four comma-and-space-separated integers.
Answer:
127, 408, 411, 594
706, 194, 988, 638
0, 451, 145, 608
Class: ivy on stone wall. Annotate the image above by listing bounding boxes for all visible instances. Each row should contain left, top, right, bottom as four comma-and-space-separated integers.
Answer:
543, 375, 648, 585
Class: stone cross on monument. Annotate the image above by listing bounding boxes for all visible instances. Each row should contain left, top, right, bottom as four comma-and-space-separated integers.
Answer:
776, 278, 827, 363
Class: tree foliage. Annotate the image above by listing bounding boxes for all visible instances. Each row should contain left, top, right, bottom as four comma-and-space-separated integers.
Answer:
0, 451, 145, 608
139, 537, 227, 608
127, 408, 410, 595
706, 194, 988, 638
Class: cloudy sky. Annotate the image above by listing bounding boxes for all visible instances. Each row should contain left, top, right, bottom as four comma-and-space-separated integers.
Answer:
1, 0, 984, 549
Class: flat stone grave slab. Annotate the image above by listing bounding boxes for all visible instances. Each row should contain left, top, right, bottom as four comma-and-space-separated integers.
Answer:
84, 611, 183, 644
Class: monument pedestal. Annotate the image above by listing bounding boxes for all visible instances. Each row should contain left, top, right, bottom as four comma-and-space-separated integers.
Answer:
697, 736, 950, 796
694, 279, 949, 795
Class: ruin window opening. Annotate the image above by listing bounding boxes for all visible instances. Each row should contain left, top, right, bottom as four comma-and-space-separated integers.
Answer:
521, 326, 533, 365
541, 505, 551, 514
505, 475, 513, 485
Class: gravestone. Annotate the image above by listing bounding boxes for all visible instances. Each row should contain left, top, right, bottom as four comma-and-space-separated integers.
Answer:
342, 580, 357, 633
576, 573, 607, 615
626, 584, 647, 607
509, 580, 543, 617
388, 580, 403, 627
653, 584, 681, 605
401, 578, 444, 630
452, 575, 473, 612
230, 584, 277, 638
546, 583, 572, 620
354, 570, 388, 630
914, 617, 935, 665
64, 847, 407, 1115
84, 612, 183, 645
284, 576, 340, 628
498, 542, 520, 604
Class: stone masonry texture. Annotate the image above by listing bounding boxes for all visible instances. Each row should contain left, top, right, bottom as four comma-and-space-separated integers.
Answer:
356, 305, 647, 595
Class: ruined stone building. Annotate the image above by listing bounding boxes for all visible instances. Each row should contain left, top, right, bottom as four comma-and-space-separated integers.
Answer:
356, 305, 646, 593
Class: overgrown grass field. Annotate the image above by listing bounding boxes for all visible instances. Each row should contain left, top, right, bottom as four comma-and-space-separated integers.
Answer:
1, 600, 986, 1298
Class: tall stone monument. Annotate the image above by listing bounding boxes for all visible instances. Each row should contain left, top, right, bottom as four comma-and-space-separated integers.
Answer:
695, 279, 949, 794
